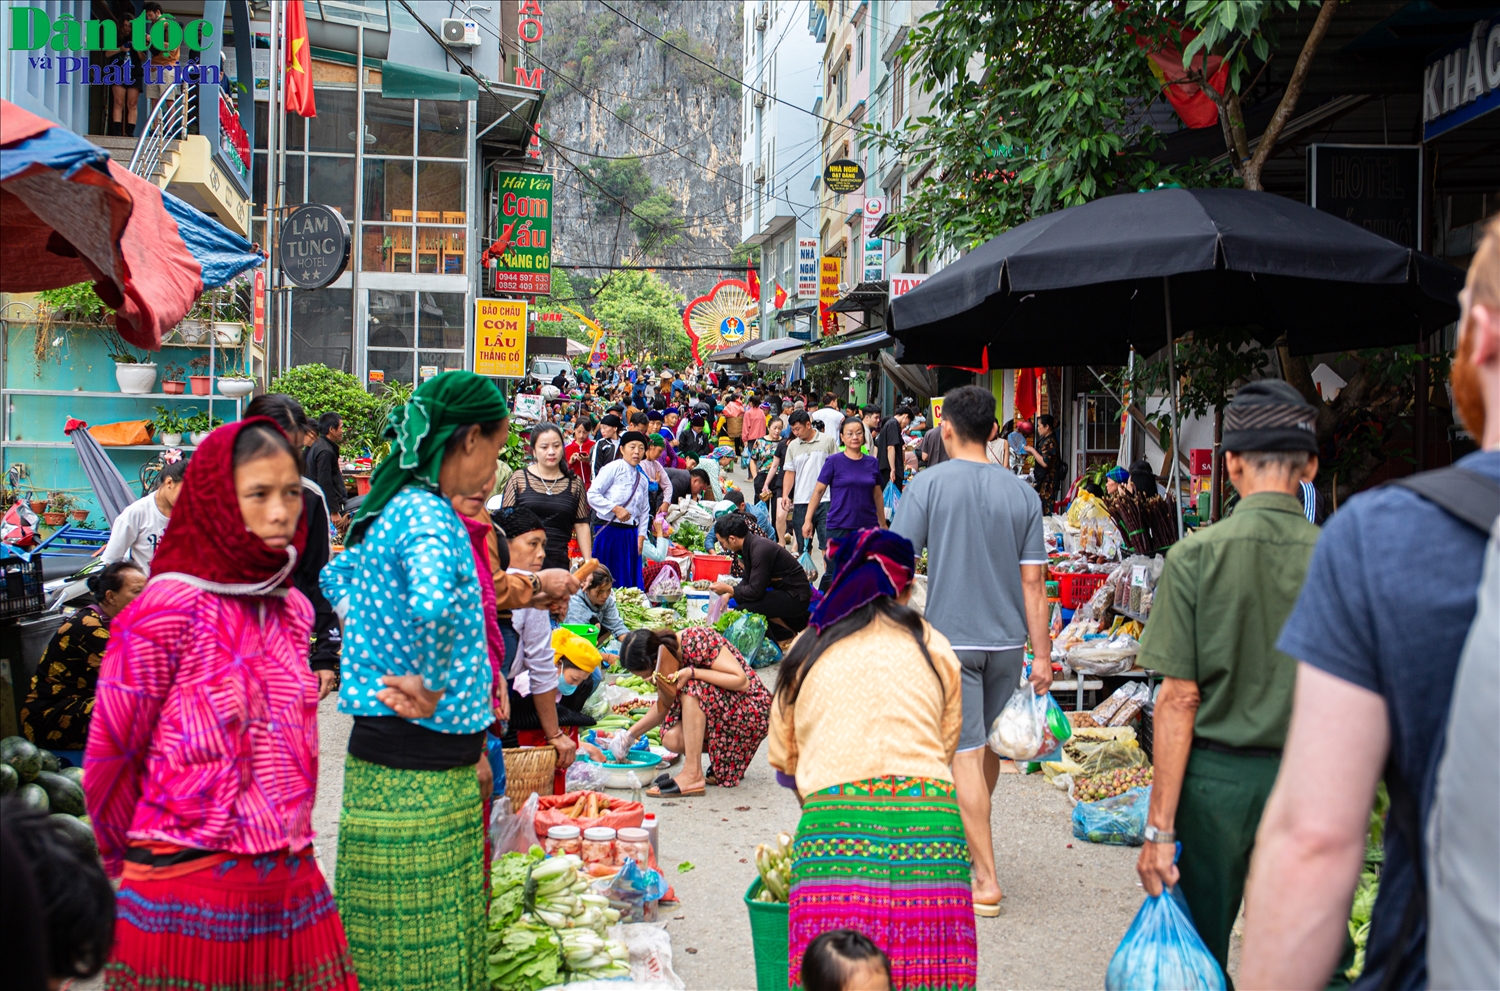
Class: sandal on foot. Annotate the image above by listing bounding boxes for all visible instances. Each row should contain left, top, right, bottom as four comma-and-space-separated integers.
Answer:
647, 779, 705, 798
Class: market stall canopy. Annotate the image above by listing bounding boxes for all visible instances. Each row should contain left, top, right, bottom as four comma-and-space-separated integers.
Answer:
830, 280, 890, 314
802, 331, 893, 367
890, 187, 1465, 368
565, 337, 590, 357
740, 337, 803, 362
755, 347, 804, 368
0, 99, 263, 351
707, 340, 756, 365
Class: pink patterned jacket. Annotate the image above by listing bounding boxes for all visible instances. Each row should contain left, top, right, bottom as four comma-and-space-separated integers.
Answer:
84, 577, 320, 878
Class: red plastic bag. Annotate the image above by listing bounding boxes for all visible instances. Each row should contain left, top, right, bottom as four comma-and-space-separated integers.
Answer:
532, 790, 644, 845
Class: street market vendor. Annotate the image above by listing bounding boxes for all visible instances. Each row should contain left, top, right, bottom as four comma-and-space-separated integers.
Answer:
565, 565, 630, 644
710, 514, 811, 636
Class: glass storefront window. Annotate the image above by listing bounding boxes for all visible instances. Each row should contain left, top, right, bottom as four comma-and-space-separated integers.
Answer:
308, 156, 354, 219
284, 155, 305, 206
290, 288, 353, 371
414, 226, 465, 274
419, 292, 466, 350
363, 158, 414, 221
366, 95, 414, 155
416, 161, 464, 214
367, 349, 414, 388
367, 289, 415, 349
417, 351, 466, 380
361, 225, 413, 273
308, 90, 358, 153
418, 101, 466, 158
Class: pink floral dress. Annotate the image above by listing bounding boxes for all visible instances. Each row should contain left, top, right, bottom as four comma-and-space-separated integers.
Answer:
664, 627, 771, 787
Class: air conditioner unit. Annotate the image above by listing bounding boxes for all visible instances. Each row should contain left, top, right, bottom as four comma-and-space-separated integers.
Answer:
753, 90, 767, 107
754, 165, 766, 183
441, 18, 481, 47
754, 11, 768, 31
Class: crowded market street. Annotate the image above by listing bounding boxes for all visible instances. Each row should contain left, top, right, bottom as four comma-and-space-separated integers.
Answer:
3, 2, 1498, 991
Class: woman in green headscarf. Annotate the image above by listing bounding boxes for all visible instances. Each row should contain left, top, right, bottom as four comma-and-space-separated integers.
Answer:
321, 371, 511, 991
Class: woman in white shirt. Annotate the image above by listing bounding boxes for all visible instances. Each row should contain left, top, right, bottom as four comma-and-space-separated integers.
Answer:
587, 431, 651, 590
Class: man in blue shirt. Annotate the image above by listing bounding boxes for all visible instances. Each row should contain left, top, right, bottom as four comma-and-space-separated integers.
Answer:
1241, 222, 1500, 990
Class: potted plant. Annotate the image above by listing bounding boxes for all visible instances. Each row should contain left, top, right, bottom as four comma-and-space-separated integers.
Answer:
28, 493, 46, 515
107, 329, 157, 394
70, 509, 89, 523
161, 362, 187, 395
152, 405, 191, 447
184, 411, 224, 446
43, 491, 78, 526
217, 371, 255, 398
188, 355, 212, 396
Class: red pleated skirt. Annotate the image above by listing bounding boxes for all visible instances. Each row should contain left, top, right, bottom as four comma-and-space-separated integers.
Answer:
106, 848, 359, 991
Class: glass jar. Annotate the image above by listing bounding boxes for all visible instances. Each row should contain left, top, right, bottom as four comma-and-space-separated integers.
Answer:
544, 824, 582, 857
581, 826, 616, 866
615, 827, 651, 866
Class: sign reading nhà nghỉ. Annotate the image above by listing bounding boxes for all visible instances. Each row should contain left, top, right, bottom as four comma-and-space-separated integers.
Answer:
822, 159, 865, 193
492, 171, 553, 295
797, 238, 819, 297
474, 298, 529, 378
278, 204, 350, 289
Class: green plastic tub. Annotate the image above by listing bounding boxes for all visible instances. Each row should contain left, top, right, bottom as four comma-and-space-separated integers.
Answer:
744, 877, 789, 991
562, 623, 599, 646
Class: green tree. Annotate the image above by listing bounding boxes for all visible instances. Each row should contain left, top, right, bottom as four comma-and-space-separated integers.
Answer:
628, 189, 686, 251
268, 365, 383, 457
591, 269, 691, 368
869, 1, 1194, 258
583, 156, 654, 215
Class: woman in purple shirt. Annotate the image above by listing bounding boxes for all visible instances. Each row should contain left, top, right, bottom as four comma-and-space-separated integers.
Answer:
804, 417, 887, 552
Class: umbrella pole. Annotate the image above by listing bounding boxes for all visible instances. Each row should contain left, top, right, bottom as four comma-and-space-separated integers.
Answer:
1164, 277, 1183, 541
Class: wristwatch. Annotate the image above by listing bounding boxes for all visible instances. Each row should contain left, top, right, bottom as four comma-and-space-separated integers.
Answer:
1143, 824, 1177, 844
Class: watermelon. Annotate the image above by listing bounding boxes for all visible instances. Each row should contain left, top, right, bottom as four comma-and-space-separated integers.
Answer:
1, 737, 41, 781
60, 765, 85, 788
16, 782, 48, 812
49, 813, 97, 854
0, 763, 17, 795
38, 749, 60, 773
34, 771, 85, 816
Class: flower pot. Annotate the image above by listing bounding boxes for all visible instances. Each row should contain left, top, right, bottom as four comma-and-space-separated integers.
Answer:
190, 431, 211, 446
41, 512, 66, 526
70, 510, 88, 522
115, 361, 158, 395
161, 432, 183, 447
212, 322, 243, 345
177, 320, 209, 344
29, 500, 46, 514
189, 375, 211, 396
162, 380, 186, 395
217, 378, 255, 398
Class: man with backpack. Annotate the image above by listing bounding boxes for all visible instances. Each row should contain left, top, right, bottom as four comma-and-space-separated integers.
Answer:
1241, 218, 1500, 989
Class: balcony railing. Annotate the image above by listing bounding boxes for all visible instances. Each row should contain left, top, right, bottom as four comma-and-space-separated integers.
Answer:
128, 82, 198, 183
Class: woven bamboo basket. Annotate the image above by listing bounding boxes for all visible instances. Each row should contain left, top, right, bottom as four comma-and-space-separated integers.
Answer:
502, 745, 557, 809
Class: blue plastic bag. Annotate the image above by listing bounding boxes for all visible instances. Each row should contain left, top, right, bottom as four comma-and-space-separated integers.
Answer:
1105, 886, 1227, 991
883, 481, 901, 520
750, 635, 783, 668
723, 611, 769, 662
1072, 785, 1150, 846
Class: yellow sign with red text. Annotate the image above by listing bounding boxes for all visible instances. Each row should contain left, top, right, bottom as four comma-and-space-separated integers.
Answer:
474, 298, 528, 378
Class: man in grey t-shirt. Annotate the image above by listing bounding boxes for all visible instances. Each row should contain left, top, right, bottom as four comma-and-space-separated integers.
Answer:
894, 385, 1052, 915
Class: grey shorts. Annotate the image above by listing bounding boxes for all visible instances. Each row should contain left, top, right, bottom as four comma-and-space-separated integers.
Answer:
954, 647, 1026, 751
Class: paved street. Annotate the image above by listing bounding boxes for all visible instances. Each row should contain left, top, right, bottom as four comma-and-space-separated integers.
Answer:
311, 666, 1179, 991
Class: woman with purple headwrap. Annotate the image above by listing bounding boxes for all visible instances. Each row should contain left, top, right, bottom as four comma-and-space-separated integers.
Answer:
768, 528, 976, 991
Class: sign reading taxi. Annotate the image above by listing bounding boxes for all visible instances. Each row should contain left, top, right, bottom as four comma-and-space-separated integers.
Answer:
474, 298, 528, 377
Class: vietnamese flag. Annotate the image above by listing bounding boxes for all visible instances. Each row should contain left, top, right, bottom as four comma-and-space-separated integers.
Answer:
773, 282, 787, 308
746, 264, 761, 301
285, 0, 317, 118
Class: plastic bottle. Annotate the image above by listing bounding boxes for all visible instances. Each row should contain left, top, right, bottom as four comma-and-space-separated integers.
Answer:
641, 813, 659, 855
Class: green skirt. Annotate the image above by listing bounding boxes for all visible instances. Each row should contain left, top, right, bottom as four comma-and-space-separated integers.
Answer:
335, 755, 486, 991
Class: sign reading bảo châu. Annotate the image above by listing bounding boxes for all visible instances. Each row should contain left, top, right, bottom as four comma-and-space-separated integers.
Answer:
474, 298, 529, 377
491, 171, 553, 295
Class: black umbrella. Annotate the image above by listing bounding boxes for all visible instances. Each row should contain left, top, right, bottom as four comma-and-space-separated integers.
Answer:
889, 187, 1464, 369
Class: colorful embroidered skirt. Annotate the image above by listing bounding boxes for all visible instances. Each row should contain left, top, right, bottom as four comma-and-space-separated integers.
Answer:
335, 755, 486, 991
788, 776, 976, 991
105, 848, 358, 991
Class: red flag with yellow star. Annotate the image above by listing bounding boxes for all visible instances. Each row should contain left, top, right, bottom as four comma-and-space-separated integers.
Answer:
285, 0, 316, 117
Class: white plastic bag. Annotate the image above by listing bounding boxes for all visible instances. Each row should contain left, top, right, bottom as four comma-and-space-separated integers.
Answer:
987, 675, 1047, 760
566, 760, 615, 792
488, 792, 540, 857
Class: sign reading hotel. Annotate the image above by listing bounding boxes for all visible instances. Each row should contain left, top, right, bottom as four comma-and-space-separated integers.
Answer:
492, 171, 553, 295
474, 298, 528, 377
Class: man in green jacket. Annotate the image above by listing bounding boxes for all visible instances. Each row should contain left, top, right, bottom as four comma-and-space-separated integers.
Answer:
1134, 379, 1322, 973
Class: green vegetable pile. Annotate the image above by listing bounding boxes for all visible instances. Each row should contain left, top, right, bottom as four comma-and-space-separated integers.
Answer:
712, 609, 744, 633
670, 521, 708, 553
1346, 782, 1389, 981
751, 832, 794, 902
615, 587, 716, 633
2, 737, 93, 854
487, 915, 561, 991
613, 673, 656, 694
486, 848, 632, 989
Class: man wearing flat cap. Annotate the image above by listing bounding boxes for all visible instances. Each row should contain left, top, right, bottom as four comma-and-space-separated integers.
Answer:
1132, 379, 1322, 975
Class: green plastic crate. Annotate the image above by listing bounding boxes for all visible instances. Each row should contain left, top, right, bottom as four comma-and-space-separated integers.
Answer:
744, 878, 788, 991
